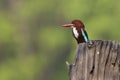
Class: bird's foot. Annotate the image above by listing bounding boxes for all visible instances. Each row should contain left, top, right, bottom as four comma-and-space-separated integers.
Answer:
88, 41, 95, 48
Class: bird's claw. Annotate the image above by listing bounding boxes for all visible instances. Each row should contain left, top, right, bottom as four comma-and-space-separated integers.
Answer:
88, 41, 95, 48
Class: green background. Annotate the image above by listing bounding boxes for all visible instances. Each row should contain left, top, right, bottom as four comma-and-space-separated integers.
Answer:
0, 0, 120, 80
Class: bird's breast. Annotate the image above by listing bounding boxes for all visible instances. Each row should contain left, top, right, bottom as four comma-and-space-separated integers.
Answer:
72, 27, 79, 38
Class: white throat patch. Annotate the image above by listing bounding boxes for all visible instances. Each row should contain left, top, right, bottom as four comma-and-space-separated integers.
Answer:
73, 27, 79, 38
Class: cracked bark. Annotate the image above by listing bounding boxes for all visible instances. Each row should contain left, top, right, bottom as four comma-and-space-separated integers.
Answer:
68, 40, 120, 80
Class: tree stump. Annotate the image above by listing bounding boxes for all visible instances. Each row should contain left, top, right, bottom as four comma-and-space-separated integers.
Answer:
68, 40, 120, 80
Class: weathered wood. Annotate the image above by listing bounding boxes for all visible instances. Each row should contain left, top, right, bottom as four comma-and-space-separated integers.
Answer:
68, 40, 120, 80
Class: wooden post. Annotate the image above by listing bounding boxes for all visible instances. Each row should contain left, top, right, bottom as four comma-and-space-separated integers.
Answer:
68, 40, 120, 80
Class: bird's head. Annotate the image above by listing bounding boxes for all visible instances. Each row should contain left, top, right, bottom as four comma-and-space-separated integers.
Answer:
62, 19, 88, 43
62, 20, 85, 29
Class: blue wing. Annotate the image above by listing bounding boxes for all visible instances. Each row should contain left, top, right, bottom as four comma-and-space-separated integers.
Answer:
81, 28, 89, 42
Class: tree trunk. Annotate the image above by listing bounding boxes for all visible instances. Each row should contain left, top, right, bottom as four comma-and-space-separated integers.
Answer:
68, 40, 120, 80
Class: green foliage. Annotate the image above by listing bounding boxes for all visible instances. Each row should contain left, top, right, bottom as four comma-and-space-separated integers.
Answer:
0, 15, 14, 43
0, 0, 120, 80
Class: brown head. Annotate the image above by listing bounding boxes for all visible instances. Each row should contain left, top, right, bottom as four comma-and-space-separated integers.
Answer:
62, 19, 85, 29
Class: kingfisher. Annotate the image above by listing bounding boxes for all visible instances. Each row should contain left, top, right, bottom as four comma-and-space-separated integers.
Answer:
62, 19, 90, 44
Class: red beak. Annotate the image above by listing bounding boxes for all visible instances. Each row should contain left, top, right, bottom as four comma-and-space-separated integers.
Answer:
62, 24, 74, 27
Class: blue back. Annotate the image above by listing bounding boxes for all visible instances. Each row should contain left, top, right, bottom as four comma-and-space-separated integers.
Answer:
81, 28, 89, 42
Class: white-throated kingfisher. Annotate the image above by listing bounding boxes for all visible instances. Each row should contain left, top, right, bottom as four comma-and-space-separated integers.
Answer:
62, 19, 90, 44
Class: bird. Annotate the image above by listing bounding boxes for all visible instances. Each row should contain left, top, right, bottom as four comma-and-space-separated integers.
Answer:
62, 19, 90, 44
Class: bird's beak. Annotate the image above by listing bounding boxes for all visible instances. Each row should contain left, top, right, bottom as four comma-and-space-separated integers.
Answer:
62, 24, 74, 27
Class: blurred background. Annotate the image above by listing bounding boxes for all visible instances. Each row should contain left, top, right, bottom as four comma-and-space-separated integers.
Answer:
0, 0, 120, 80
